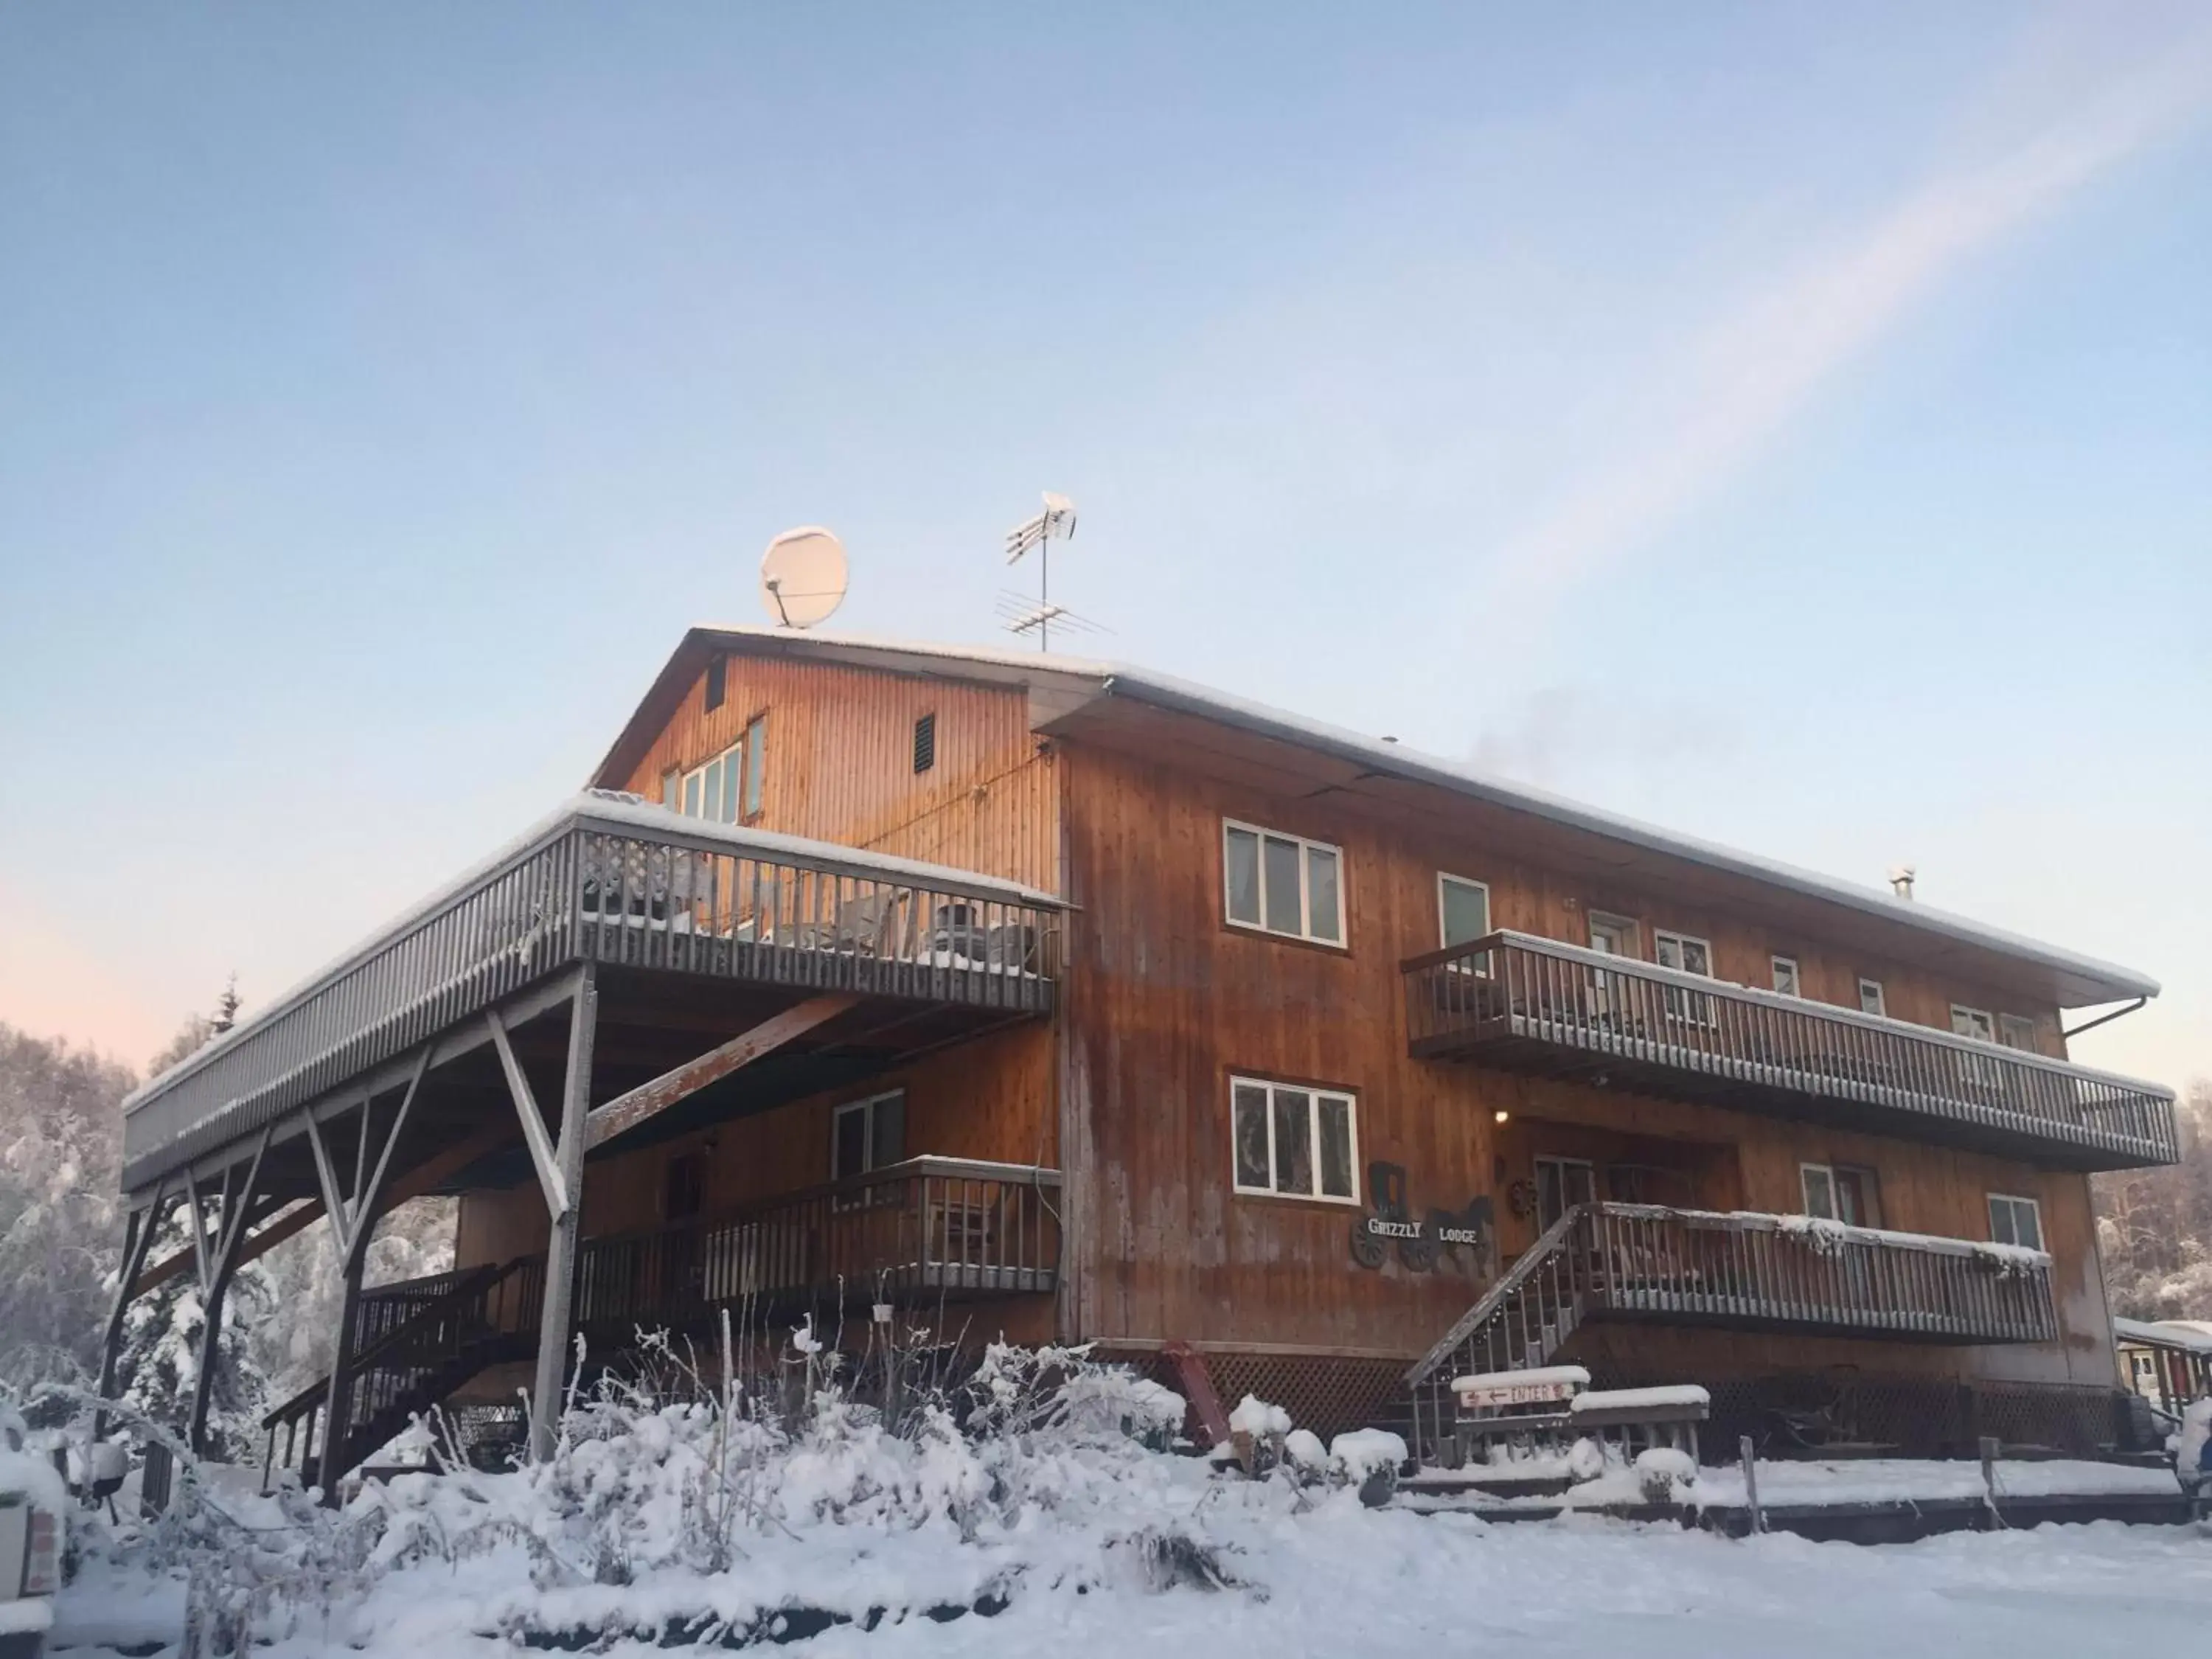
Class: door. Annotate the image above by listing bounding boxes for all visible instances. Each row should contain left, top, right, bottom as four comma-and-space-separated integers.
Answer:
1586, 915, 1635, 1021
1534, 1155, 1596, 1231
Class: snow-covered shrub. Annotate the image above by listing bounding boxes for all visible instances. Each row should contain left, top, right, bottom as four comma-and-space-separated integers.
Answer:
1634, 1446, 1697, 1503
1565, 1436, 1606, 1484
1281, 1428, 1329, 1478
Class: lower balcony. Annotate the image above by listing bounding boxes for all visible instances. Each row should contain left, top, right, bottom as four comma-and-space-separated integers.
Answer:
1404, 931, 2176, 1170
571, 1156, 1063, 1337
1410, 1200, 2060, 1416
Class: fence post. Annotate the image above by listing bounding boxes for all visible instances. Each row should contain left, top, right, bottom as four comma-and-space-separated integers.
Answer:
1739, 1434, 1764, 1536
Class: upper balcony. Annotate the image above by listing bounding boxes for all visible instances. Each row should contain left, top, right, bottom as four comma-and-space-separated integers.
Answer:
122, 796, 1063, 1193
1403, 931, 2176, 1170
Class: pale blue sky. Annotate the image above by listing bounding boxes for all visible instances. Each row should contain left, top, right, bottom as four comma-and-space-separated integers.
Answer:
1, 4, 2207, 1088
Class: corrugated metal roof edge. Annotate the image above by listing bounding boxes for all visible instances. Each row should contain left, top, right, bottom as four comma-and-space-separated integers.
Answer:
652, 627, 2160, 1006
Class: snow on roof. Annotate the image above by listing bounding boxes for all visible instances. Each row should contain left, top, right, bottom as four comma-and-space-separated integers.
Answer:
650, 627, 2160, 1006
2114, 1317, 2212, 1354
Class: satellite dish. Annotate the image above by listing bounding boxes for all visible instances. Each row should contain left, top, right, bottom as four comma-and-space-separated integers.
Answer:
759, 526, 848, 628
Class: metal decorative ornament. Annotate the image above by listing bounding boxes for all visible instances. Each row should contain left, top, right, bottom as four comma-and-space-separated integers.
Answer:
1350, 1161, 1493, 1274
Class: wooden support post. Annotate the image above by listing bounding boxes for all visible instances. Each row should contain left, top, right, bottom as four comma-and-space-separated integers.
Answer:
529, 964, 597, 1461
187, 1130, 269, 1455
312, 1057, 427, 1502
316, 1245, 367, 1500
1739, 1434, 1763, 1535
94, 1193, 164, 1441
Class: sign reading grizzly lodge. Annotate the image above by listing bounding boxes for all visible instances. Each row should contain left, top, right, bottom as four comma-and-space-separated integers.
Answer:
1351, 1161, 1493, 1273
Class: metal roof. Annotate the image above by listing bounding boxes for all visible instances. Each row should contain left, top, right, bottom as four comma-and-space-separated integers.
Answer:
593, 626, 2162, 1008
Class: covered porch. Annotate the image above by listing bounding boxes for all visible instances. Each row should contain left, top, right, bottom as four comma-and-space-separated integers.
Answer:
104, 794, 1065, 1493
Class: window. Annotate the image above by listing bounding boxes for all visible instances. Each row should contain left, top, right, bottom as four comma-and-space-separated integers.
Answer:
832, 1091, 906, 1183
1231, 1078, 1358, 1203
742, 715, 767, 819
1857, 978, 1886, 1018
661, 767, 683, 810
1952, 1004, 2004, 1087
1222, 821, 1344, 945
1655, 930, 1714, 1023
1771, 956, 1801, 997
704, 654, 727, 713
1801, 1163, 1879, 1226
1988, 1193, 2042, 1251
1534, 1155, 1596, 1229
1997, 1013, 2037, 1053
1438, 873, 1491, 971
912, 712, 936, 774
1587, 914, 1637, 956
678, 738, 745, 824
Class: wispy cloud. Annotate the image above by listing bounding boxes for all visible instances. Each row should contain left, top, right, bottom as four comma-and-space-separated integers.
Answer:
1478, 20, 2212, 633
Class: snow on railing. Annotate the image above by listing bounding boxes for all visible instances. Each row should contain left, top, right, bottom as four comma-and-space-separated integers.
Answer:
1403, 930, 2176, 1168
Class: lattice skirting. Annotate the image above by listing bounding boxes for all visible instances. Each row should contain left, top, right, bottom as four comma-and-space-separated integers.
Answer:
1099, 1348, 1414, 1446
1096, 1349, 2129, 1461
1583, 1366, 2129, 1462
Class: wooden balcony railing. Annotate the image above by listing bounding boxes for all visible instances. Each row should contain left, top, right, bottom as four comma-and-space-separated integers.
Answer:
1402, 1202, 2059, 1456
122, 796, 1063, 1190
1404, 931, 2176, 1169
571, 1157, 1064, 1332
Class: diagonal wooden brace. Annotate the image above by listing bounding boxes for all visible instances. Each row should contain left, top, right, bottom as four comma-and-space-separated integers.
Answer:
582, 992, 858, 1152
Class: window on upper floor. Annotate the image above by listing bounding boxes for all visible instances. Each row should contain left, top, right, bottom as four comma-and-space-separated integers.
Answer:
1801, 1162, 1879, 1227
1771, 956, 1801, 997
1223, 821, 1344, 945
667, 716, 769, 823
1655, 930, 1714, 1023
673, 738, 744, 822
1857, 977, 1886, 1018
704, 654, 727, 712
1231, 1077, 1359, 1203
1997, 1013, 2037, 1052
1952, 1005, 1995, 1043
1988, 1192, 2042, 1252
1438, 873, 1491, 973
912, 712, 936, 774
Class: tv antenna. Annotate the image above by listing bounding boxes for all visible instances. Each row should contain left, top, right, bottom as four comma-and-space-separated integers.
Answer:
1001, 492, 1098, 650
759, 526, 848, 629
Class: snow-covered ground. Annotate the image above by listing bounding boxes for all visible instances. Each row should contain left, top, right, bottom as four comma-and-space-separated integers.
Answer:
37, 1348, 2211, 1659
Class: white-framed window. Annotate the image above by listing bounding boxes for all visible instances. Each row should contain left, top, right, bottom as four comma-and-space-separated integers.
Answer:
1771, 956, 1801, 997
1988, 1192, 2042, 1251
1997, 1013, 2037, 1052
1857, 978, 1886, 1018
832, 1090, 905, 1183
1952, 1004, 2004, 1086
1438, 872, 1491, 972
664, 715, 768, 824
1587, 914, 1637, 956
1801, 1162, 1878, 1226
1230, 1077, 1358, 1203
1223, 821, 1344, 945
1655, 930, 1714, 1023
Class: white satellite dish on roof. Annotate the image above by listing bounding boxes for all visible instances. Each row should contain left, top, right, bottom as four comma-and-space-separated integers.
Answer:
759, 526, 848, 628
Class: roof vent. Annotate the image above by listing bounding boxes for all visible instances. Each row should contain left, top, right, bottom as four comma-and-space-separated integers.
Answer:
1888, 864, 1916, 901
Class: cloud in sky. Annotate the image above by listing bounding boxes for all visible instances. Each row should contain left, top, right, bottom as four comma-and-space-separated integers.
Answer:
1477, 20, 2212, 638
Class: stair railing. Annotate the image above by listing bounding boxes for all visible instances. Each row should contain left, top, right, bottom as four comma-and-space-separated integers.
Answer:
1402, 1204, 1598, 1461
260, 1256, 538, 1489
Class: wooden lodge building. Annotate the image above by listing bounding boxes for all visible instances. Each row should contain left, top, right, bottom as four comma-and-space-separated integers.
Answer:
105, 627, 2183, 1484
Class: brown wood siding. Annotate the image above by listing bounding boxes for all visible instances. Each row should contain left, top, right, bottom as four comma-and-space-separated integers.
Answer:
456, 1023, 1055, 1262
613, 654, 1060, 893
1056, 740, 2115, 1386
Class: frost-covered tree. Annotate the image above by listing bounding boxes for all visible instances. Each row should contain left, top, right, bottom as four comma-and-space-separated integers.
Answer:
0, 1024, 131, 1391
2096, 1078, 2212, 1321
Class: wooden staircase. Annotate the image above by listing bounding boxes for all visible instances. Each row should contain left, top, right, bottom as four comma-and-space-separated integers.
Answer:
260, 1259, 541, 1489
1394, 1206, 1593, 1460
